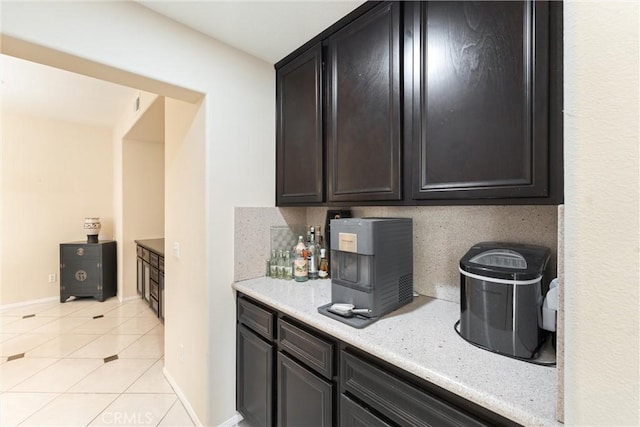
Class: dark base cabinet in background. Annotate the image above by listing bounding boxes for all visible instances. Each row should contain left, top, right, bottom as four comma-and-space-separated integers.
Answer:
60, 241, 116, 303
236, 293, 517, 427
135, 240, 164, 321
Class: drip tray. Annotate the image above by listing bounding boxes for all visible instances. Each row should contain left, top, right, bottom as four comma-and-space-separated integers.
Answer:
318, 303, 379, 328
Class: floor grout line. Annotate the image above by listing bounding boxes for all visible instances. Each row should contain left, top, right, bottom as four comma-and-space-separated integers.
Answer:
0, 296, 184, 427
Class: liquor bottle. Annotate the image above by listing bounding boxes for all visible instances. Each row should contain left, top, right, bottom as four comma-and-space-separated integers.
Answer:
316, 225, 325, 250
307, 227, 320, 280
270, 249, 278, 278
283, 251, 292, 280
318, 248, 329, 279
293, 236, 308, 282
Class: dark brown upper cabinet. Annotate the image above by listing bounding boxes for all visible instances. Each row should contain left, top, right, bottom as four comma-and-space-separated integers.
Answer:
326, 2, 402, 203
408, 1, 553, 200
274, 1, 562, 206
276, 43, 324, 205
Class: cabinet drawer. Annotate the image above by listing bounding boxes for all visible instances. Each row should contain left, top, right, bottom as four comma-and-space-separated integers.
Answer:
142, 249, 150, 262
149, 267, 159, 283
136, 245, 143, 258
340, 394, 392, 427
149, 252, 159, 268
150, 296, 159, 315
159, 257, 164, 272
278, 318, 333, 380
61, 245, 100, 260
341, 351, 487, 427
150, 280, 159, 300
238, 297, 274, 340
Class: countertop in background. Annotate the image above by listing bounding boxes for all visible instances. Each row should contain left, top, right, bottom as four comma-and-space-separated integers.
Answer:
233, 277, 558, 427
135, 238, 165, 256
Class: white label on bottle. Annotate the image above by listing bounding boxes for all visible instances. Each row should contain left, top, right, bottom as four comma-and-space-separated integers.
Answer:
338, 232, 357, 253
293, 259, 308, 277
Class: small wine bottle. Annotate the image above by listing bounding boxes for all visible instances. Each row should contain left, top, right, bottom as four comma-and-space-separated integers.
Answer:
318, 248, 329, 279
293, 236, 308, 282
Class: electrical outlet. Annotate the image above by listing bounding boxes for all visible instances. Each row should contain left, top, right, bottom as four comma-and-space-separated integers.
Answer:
48, 273, 56, 283
173, 241, 181, 259
179, 344, 184, 362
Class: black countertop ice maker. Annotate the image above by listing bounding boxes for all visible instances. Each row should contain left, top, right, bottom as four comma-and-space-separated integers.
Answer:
458, 242, 551, 360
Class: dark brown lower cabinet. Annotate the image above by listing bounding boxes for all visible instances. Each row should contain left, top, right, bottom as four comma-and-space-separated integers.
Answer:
237, 324, 274, 427
340, 394, 392, 427
135, 243, 165, 321
236, 293, 517, 427
277, 352, 333, 427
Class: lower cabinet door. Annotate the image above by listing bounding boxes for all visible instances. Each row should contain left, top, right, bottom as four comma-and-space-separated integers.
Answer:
340, 394, 392, 427
237, 324, 274, 427
136, 257, 144, 297
277, 352, 333, 427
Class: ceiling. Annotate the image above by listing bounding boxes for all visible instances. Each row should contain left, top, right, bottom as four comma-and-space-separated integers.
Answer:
1, 54, 138, 128
0, 1, 363, 128
137, 1, 365, 64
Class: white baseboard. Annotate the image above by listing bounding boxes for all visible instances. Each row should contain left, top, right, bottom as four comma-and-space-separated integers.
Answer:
0, 296, 58, 311
163, 366, 204, 427
219, 412, 244, 427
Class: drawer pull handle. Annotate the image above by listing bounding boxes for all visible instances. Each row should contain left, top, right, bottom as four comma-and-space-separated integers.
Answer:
76, 248, 84, 256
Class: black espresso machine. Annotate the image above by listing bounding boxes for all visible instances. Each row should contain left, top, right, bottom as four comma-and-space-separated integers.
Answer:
318, 218, 414, 328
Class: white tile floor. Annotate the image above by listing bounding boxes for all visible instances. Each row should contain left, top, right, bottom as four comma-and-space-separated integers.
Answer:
0, 297, 195, 427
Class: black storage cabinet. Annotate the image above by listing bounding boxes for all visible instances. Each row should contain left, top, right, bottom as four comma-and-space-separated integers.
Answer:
60, 240, 116, 302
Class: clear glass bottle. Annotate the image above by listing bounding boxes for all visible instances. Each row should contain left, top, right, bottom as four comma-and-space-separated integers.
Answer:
293, 236, 308, 282
307, 226, 320, 280
316, 225, 325, 250
283, 251, 292, 280
269, 249, 278, 278
277, 249, 284, 279
318, 248, 329, 279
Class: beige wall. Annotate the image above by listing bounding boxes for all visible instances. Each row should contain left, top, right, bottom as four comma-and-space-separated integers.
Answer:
122, 137, 164, 298
564, 1, 639, 425
112, 91, 161, 301
164, 98, 207, 421
121, 96, 165, 299
0, 112, 113, 306
1, 3, 275, 424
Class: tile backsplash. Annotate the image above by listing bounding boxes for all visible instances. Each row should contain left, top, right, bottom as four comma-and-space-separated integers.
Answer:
234, 207, 306, 282
235, 205, 558, 303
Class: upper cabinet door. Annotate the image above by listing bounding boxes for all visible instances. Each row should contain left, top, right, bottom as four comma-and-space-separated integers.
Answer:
276, 43, 324, 205
326, 2, 402, 202
410, 1, 550, 200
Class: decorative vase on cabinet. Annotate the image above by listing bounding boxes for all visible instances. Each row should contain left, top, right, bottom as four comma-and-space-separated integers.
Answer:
83, 217, 101, 243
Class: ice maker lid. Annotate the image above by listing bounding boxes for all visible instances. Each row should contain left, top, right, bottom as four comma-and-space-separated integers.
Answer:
469, 249, 527, 269
460, 242, 550, 281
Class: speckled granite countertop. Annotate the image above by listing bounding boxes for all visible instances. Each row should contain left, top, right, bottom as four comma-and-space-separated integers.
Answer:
233, 277, 558, 427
